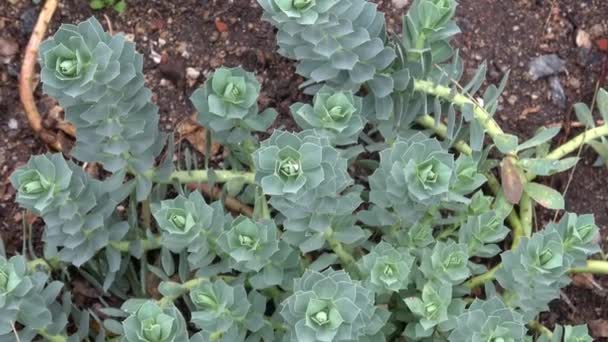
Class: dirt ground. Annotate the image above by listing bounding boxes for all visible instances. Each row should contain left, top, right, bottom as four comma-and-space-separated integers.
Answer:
1, 0, 608, 337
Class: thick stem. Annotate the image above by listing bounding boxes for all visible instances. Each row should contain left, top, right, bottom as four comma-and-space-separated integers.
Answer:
36, 329, 67, 342
150, 170, 256, 185
415, 115, 473, 155
519, 193, 533, 243
546, 125, 608, 161
325, 230, 357, 273
413, 80, 505, 141
109, 236, 161, 252
465, 264, 500, 289
571, 259, 608, 274
467, 259, 608, 289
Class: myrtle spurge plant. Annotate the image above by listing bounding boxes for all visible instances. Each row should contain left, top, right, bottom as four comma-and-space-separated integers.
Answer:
6, 0, 608, 340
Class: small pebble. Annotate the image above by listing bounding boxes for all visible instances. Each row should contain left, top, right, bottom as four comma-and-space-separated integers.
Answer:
8, 118, 18, 130
507, 95, 518, 106
391, 0, 409, 9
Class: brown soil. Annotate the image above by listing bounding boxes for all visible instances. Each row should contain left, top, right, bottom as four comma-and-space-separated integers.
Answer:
1, 0, 608, 337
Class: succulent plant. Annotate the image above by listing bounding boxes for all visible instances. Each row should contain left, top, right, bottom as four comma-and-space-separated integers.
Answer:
290, 85, 365, 145
259, 0, 396, 92
191, 67, 277, 145
496, 229, 573, 320
0, 255, 57, 337
120, 300, 189, 342
280, 269, 389, 342
7, 1, 608, 340
368, 133, 470, 223
357, 241, 415, 294
39, 17, 165, 198
547, 213, 600, 267
217, 217, 280, 272
152, 191, 215, 253
10, 153, 72, 214
404, 282, 452, 332
448, 298, 525, 342
458, 212, 510, 258
420, 240, 470, 285
11, 153, 129, 267
253, 130, 332, 197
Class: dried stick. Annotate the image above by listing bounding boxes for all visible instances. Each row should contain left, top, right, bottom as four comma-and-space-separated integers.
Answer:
19, 0, 61, 150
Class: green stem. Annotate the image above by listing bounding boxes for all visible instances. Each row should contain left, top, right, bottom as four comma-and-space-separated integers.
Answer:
148, 169, 256, 185
571, 259, 608, 274
467, 259, 608, 289
415, 115, 473, 156
325, 230, 356, 273
546, 125, 608, 161
465, 264, 500, 289
519, 193, 533, 242
36, 329, 67, 342
413, 80, 505, 141
109, 235, 161, 252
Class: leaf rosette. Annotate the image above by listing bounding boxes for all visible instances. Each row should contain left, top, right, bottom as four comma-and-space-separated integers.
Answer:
496, 230, 570, 319
121, 300, 189, 342
448, 298, 525, 342
217, 217, 280, 272
10, 154, 72, 214
357, 241, 415, 294
253, 130, 327, 196
404, 282, 452, 333
11, 154, 129, 267
259, 0, 395, 91
290, 86, 365, 145
190, 280, 249, 333
547, 213, 600, 267
258, 0, 340, 26
39, 17, 165, 189
191, 67, 276, 144
152, 191, 215, 253
0, 255, 55, 336
420, 240, 470, 285
369, 133, 455, 221
280, 269, 389, 342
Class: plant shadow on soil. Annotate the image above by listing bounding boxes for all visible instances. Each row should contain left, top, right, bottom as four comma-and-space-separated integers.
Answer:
1, 0, 608, 337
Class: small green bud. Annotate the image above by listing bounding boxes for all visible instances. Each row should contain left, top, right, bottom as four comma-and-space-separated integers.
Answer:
142, 318, 162, 341
168, 213, 186, 230
278, 157, 301, 178
326, 106, 345, 121
311, 310, 329, 326
194, 293, 217, 308
58, 59, 78, 76
539, 249, 553, 265
238, 234, 257, 249
223, 82, 241, 103
23, 180, 45, 194
425, 303, 438, 317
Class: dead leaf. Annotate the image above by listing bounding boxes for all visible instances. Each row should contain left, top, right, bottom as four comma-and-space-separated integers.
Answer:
500, 156, 524, 204
572, 273, 603, 291
176, 115, 221, 156
589, 320, 608, 337
215, 18, 229, 33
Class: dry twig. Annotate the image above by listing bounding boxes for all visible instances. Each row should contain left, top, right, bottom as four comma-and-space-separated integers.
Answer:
19, 0, 60, 150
